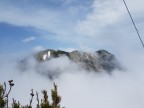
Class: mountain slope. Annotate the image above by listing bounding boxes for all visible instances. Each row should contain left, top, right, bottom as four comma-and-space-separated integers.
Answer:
35, 49, 121, 72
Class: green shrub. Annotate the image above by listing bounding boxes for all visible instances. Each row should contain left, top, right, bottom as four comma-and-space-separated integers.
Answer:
0, 80, 64, 108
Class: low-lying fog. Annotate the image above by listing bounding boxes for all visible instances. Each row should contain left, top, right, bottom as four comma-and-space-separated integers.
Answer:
0, 51, 144, 108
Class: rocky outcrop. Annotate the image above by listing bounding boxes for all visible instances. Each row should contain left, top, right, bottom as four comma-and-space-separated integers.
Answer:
35, 49, 121, 72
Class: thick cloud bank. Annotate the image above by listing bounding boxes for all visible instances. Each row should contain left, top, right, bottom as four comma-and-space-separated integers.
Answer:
0, 51, 144, 108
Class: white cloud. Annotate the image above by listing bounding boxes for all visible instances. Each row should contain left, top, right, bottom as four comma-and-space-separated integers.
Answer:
0, 3, 76, 38
75, 0, 125, 37
124, 0, 144, 15
33, 45, 45, 52
22, 36, 36, 43
58, 47, 76, 52
0, 0, 144, 51
0, 50, 144, 108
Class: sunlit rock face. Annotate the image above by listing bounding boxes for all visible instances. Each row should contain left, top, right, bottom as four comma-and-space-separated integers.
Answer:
35, 49, 121, 72
35, 49, 70, 61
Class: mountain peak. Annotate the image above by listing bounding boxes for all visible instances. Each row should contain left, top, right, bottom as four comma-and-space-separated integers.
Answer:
35, 49, 121, 72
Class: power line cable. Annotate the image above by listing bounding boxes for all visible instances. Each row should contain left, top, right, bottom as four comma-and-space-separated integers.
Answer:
122, 0, 144, 48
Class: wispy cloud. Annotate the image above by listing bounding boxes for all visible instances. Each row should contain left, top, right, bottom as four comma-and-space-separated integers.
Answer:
75, 0, 124, 37
0, 0, 144, 52
33, 45, 45, 52
0, 0, 144, 51
22, 36, 36, 43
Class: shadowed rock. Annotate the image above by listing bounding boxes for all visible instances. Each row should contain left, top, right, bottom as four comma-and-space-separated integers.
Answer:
35, 49, 121, 72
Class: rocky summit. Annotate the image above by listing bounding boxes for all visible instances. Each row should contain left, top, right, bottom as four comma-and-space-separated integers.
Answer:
35, 49, 121, 72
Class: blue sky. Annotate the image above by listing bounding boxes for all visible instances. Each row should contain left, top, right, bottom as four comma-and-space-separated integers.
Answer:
0, 0, 144, 55
0, 22, 75, 53
0, 0, 93, 53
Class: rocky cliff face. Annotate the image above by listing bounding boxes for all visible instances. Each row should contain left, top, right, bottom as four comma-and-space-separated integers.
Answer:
35, 49, 121, 72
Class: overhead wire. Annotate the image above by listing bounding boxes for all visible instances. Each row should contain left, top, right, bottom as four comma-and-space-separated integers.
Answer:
122, 0, 144, 48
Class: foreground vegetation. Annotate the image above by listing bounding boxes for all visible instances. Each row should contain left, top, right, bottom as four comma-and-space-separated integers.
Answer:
0, 80, 63, 108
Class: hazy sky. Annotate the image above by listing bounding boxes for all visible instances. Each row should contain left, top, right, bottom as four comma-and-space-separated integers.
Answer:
0, 0, 144, 108
0, 0, 143, 54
